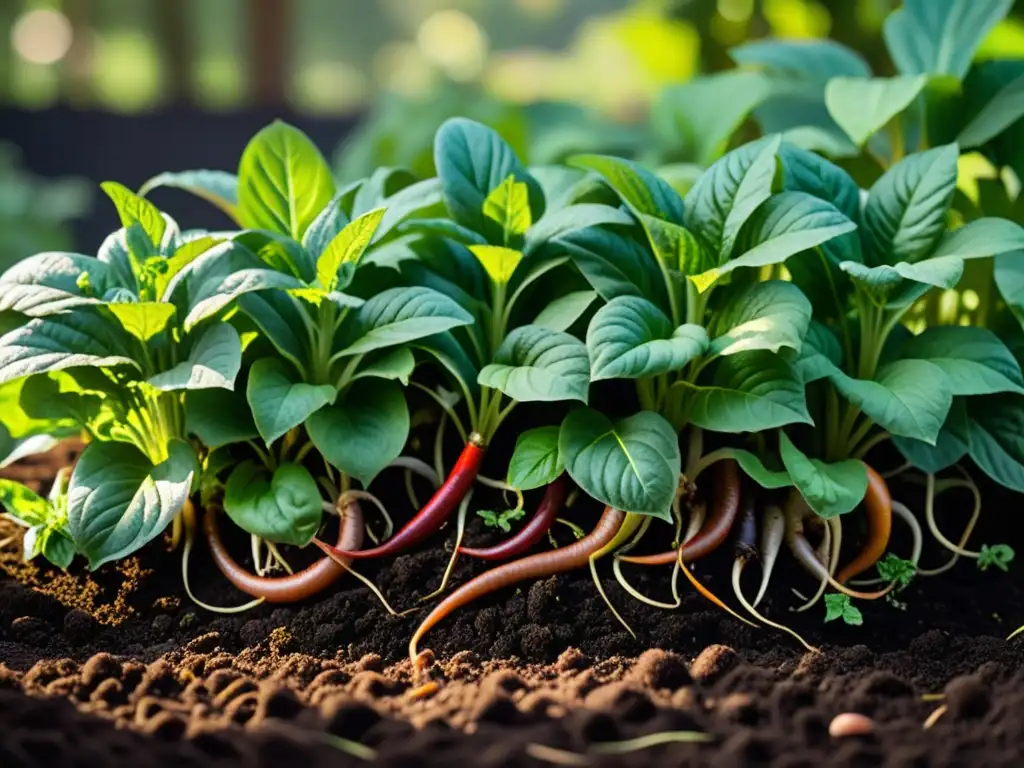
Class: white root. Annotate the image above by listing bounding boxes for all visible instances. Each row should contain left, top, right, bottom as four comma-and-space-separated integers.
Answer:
733, 558, 818, 653
388, 456, 441, 488
793, 515, 836, 613
925, 473, 982, 560
753, 504, 785, 608
420, 489, 473, 601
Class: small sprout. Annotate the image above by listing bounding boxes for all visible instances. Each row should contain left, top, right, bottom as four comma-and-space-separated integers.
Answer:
476, 507, 525, 533
824, 593, 863, 626
76, 271, 93, 296
876, 553, 915, 590
978, 544, 1015, 572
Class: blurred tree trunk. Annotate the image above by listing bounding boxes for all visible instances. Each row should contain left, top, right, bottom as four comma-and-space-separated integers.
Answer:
250, 0, 289, 107
156, 0, 191, 104
62, 0, 94, 105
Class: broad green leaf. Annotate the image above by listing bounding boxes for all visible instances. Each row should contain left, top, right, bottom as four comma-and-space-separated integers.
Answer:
639, 215, 716, 277
317, 207, 386, 291
694, 192, 857, 290
995, 250, 1024, 327
683, 135, 782, 260
708, 280, 811, 357
236, 289, 310, 372
247, 358, 336, 445
0, 479, 51, 527
556, 226, 670, 309
101, 181, 167, 251
506, 426, 563, 491
524, 204, 633, 257
900, 326, 1024, 396
825, 76, 928, 147
0, 252, 110, 317
105, 301, 176, 342
138, 170, 240, 223
931, 218, 1024, 260
722, 449, 793, 489
67, 440, 196, 569
148, 323, 242, 391
303, 195, 349, 257
569, 154, 684, 223
235, 228, 315, 282
587, 296, 707, 381
681, 351, 811, 432
730, 39, 870, 82
840, 257, 964, 296
863, 144, 959, 266
186, 267, 304, 331
483, 174, 532, 237
374, 177, 444, 243
434, 117, 544, 240
779, 432, 868, 518
185, 387, 258, 449
533, 290, 597, 332
156, 236, 226, 301
966, 394, 1024, 491
237, 120, 336, 240
830, 360, 953, 444
791, 320, 844, 384
0, 312, 138, 386
654, 71, 772, 167
351, 346, 416, 385
779, 143, 861, 223
958, 73, 1024, 148
469, 245, 523, 285
893, 399, 970, 473
884, 0, 1012, 80
307, 379, 409, 487
17, 372, 106, 433
224, 462, 321, 546
479, 325, 589, 403
559, 408, 680, 520
337, 286, 474, 357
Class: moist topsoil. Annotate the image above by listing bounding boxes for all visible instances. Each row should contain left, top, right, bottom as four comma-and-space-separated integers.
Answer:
2, 441, 1024, 766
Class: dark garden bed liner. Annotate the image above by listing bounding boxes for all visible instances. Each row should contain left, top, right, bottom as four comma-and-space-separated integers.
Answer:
3, 447, 1024, 766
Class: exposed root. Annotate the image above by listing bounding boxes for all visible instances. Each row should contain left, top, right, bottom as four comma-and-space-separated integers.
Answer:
853, 499, 923, 585
679, 549, 757, 628
612, 510, 683, 610
182, 503, 264, 614
754, 505, 784, 608
388, 455, 441, 488
526, 731, 713, 765
474, 474, 525, 511
924, 471, 982, 560
923, 704, 948, 730
329, 490, 394, 543
733, 558, 817, 652
793, 515, 835, 613
420, 490, 473, 602
317, 546, 418, 617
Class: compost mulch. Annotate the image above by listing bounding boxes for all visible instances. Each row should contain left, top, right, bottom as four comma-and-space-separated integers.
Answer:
3, 442, 1024, 766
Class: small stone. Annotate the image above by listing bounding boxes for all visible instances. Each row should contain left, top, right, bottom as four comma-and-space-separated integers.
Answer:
828, 712, 876, 738
690, 645, 738, 684
629, 648, 691, 690
63, 609, 99, 645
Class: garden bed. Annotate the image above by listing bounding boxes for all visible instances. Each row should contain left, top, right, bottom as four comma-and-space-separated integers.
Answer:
3, 446, 1024, 767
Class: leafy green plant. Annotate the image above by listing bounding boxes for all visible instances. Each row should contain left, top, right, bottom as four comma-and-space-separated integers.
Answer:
477, 507, 526, 533
824, 593, 863, 626
0, 469, 74, 569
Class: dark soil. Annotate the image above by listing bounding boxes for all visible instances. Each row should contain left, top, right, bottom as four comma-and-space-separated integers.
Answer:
2, 440, 1024, 765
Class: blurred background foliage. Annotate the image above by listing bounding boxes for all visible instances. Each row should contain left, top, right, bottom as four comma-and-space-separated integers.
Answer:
2, 0, 1024, 249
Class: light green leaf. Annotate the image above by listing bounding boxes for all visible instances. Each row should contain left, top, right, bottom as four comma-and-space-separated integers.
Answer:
306, 379, 409, 486
533, 290, 598, 332
0, 312, 138, 386
351, 347, 416, 385
830, 359, 953, 444
237, 120, 336, 240
779, 432, 868, 518
708, 280, 811, 357
224, 462, 321, 546
483, 174, 532, 237
995, 250, 1024, 327
524, 204, 633, 256
101, 181, 167, 251
683, 135, 782, 260
138, 170, 240, 223
932, 218, 1024, 260
681, 351, 811, 432
247, 358, 336, 445
893, 399, 970, 474
639, 215, 716, 277
435, 117, 544, 240
0, 252, 110, 317
900, 326, 1024, 396
186, 267, 304, 331
559, 408, 680, 520
105, 301, 176, 342
555, 226, 669, 308
67, 440, 196, 569
863, 144, 959, 266
185, 387, 258, 449
840, 257, 964, 295
469, 245, 523, 285
723, 449, 793, 489
157, 237, 227, 302
148, 323, 242, 391
587, 296, 708, 381
479, 325, 589, 403
317, 207, 386, 291
884, 0, 1012, 80
507, 426, 563, 491
825, 75, 928, 147
730, 39, 870, 82
569, 154, 685, 223
338, 286, 474, 357
695, 192, 857, 290
0, 479, 51, 527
